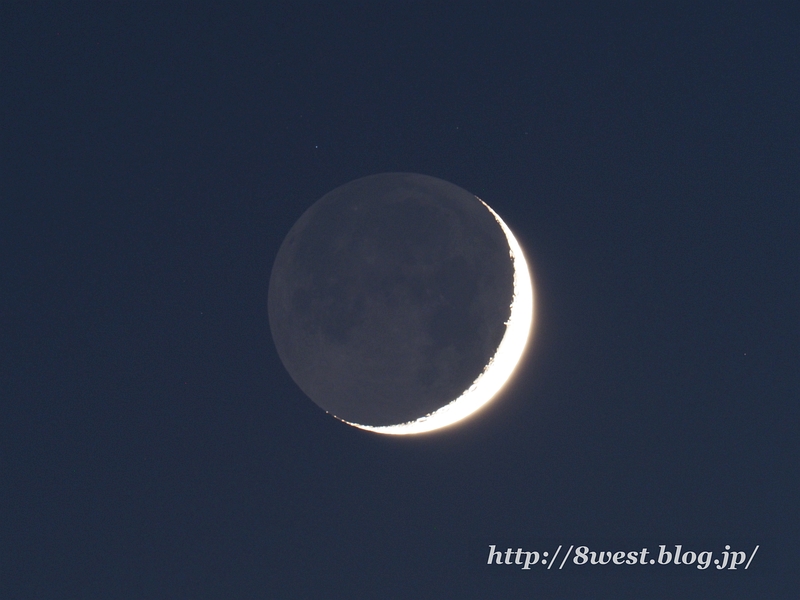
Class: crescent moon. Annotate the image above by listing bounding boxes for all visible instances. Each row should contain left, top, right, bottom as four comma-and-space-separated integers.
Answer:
340, 198, 534, 435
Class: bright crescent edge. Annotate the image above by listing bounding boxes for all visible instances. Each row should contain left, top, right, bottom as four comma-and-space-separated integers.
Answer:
336, 197, 535, 435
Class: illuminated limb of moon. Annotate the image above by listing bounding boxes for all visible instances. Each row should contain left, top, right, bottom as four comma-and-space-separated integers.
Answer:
340, 199, 534, 435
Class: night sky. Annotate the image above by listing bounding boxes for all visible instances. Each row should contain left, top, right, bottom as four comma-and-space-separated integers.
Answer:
2, 3, 797, 598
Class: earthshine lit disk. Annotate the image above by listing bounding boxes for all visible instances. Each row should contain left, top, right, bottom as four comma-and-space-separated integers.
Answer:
268, 173, 534, 435
344, 199, 533, 435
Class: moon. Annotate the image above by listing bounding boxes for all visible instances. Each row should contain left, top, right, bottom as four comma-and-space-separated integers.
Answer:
268, 173, 533, 435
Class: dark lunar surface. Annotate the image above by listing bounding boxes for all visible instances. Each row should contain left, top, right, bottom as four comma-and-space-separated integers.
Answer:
269, 173, 515, 426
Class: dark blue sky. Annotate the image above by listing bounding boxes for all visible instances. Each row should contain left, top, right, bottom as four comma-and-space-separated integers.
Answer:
2, 3, 797, 598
